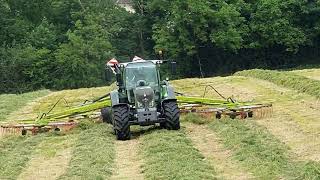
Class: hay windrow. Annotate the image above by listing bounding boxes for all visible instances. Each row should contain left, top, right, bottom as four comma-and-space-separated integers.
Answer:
235, 69, 320, 99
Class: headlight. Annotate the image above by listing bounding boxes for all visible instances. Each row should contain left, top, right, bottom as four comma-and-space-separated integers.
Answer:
149, 99, 154, 107
137, 101, 143, 108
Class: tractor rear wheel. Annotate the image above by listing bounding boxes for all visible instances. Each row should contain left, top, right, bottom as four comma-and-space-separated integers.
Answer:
163, 101, 180, 130
101, 107, 112, 124
112, 105, 131, 140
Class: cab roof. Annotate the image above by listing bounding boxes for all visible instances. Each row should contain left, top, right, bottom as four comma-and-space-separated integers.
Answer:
120, 60, 164, 67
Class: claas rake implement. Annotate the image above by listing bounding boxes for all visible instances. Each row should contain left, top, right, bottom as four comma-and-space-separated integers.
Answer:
0, 94, 272, 137
177, 96, 272, 120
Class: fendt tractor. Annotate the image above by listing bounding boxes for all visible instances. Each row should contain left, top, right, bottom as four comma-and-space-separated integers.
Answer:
101, 57, 180, 140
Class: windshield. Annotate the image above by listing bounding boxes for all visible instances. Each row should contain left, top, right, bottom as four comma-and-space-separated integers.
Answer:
125, 62, 158, 89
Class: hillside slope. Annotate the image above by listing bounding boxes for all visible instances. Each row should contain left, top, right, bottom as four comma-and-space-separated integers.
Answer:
1, 69, 320, 179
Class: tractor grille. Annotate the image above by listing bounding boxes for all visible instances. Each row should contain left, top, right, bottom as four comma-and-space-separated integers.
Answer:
134, 87, 155, 108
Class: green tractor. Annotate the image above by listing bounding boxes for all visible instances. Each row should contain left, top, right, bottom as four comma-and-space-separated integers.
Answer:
101, 59, 180, 140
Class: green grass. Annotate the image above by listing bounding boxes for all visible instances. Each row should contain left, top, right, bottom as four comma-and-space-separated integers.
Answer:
182, 113, 212, 125
235, 69, 320, 98
0, 90, 50, 121
31, 86, 113, 114
32, 132, 77, 158
0, 120, 115, 180
291, 68, 320, 81
208, 119, 320, 179
0, 135, 44, 179
140, 128, 216, 180
58, 121, 115, 180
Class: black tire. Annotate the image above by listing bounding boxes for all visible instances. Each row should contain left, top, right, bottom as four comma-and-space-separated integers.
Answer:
112, 105, 131, 140
229, 110, 237, 119
163, 101, 180, 130
22, 129, 27, 136
216, 112, 222, 119
160, 122, 166, 129
101, 107, 112, 124
230, 112, 237, 119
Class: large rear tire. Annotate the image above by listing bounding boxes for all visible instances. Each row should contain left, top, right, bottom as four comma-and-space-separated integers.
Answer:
163, 101, 180, 130
101, 107, 112, 124
112, 105, 131, 140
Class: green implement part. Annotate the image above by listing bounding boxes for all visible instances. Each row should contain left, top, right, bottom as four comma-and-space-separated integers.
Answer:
0, 95, 272, 137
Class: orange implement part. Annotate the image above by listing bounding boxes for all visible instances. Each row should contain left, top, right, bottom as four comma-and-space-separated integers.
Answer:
0, 121, 78, 137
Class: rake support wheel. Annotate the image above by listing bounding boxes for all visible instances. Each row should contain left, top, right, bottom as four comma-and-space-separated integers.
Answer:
216, 112, 222, 119
163, 101, 180, 130
112, 105, 130, 140
248, 111, 253, 118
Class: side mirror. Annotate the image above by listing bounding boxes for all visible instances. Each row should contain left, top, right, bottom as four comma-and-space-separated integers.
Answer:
171, 61, 177, 75
105, 68, 113, 82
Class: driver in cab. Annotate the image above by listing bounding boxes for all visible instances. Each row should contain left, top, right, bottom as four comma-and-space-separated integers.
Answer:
131, 68, 147, 86
129, 56, 147, 87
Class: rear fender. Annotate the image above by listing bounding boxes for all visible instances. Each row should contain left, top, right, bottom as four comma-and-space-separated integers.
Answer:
110, 91, 129, 113
112, 103, 129, 109
161, 99, 177, 109
166, 85, 176, 99
161, 81, 176, 100
110, 90, 120, 106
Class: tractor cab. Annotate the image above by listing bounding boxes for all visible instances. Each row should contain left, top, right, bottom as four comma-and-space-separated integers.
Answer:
124, 61, 159, 91
123, 61, 162, 115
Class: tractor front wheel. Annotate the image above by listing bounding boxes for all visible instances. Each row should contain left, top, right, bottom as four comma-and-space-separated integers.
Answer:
163, 101, 180, 130
112, 105, 131, 140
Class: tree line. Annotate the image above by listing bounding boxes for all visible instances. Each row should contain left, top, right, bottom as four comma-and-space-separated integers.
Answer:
0, 0, 140, 93
0, 0, 319, 93
137, 0, 320, 77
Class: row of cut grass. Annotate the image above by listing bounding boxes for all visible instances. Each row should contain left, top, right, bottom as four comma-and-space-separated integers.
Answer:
0, 87, 116, 179
58, 121, 115, 180
16, 132, 78, 180
0, 90, 50, 121
0, 135, 44, 179
207, 119, 320, 179
291, 68, 320, 81
0, 90, 50, 179
235, 69, 320, 98
31, 86, 113, 114
140, 128, 217, 179
0, 121, 116, 180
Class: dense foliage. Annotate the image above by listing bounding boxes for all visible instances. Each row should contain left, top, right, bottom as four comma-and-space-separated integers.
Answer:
137, 0, 320, 77
0, 0, 140, 93
0, 0, 319, 93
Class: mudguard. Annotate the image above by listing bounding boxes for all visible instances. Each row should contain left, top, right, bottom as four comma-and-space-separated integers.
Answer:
161, 85, 177, 107
166, 85, 176, 99
110, 90, 120, 106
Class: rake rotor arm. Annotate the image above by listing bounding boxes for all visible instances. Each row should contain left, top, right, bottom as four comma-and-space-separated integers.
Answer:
176, 96, 242, 107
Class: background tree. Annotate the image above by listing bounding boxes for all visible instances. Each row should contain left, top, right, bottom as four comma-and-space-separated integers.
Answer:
0, 0, 320, 93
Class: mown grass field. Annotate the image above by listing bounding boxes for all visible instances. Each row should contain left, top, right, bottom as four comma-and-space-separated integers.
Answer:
1, 68, 320, 179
